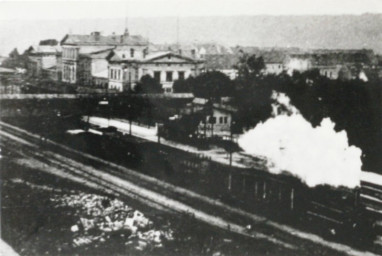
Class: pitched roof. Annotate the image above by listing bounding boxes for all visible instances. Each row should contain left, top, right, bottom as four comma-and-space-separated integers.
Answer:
61, 33, 148, 46
28, 45, 61, 54
143, 51, 199, 63
108, 50, 200, 64
193, 98, 209, 105
213, 103, 237, 113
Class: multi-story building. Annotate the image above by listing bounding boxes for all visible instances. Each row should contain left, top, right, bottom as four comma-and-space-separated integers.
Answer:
60, 30, 148, 85
107, 50, 204, 93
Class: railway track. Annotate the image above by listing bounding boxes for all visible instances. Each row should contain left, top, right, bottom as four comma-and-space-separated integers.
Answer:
0, 120, 379, 256
0, 122, 297, 250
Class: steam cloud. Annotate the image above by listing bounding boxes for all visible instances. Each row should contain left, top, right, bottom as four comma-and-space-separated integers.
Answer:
238, 92, 363, 188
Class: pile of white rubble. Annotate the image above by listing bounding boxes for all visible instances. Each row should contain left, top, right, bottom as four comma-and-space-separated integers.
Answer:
51, 193, 174, 250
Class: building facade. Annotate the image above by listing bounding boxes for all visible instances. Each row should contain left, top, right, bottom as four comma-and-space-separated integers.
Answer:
25, 41, 61, 79
60, 30, 149, 85
107, 51, 204, 93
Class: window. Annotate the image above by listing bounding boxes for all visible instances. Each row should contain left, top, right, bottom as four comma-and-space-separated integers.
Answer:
154, 71, 161, 82
219, 117, 223, 124
130, 48, 135, 58
178, 71, 185, 80
224, 117, 228, 124
118, 70, 121, 80
166, 71, 173, 82
168, 64, 171, 67
168, 55, 172, 60
122, 54, 125, 58
209, 116, 216, 124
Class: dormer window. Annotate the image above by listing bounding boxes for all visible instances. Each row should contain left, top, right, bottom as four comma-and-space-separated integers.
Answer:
130, 48, 134, 58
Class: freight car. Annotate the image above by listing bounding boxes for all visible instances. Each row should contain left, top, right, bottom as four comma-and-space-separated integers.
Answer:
224, 165, 380, 242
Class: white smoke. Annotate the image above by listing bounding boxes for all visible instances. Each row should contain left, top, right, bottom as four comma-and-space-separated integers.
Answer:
238, 92, 363, 188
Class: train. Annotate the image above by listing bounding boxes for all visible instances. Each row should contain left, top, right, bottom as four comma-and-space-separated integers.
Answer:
79, 123, 382, 244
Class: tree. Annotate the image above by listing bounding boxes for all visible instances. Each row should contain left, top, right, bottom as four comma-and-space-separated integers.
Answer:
234, 52, 265, 83
173, 77, 194, 93
190, 71, 234, 100
135, 75, 163, 94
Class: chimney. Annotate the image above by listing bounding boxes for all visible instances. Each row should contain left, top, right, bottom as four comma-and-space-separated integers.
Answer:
91, 31, 101, 41
143, 48, 148, 58
191, 49, 196, 59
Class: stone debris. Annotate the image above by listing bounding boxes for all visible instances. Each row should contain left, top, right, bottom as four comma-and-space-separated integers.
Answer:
50, 192, 174, 250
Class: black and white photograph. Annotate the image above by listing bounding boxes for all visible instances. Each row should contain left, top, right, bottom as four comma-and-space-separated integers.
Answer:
0, 0, 382, 255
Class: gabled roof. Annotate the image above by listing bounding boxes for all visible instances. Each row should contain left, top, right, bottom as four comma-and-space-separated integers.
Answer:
143, 51, 198, 63
61, 33, 148, 47
108, 50, 201, 64
27, 45, 61, 54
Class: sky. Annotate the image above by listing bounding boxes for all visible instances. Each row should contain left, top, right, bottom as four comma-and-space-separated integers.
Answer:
0, 0, 381, 20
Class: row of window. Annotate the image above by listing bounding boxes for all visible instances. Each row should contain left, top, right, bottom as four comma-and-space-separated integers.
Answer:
110, 69, 122, 80
63, 48, 77, 59
154, 71, 185, 82
63, 65, 75, 81
202, 116, 229, 124
121, 48, 148, 59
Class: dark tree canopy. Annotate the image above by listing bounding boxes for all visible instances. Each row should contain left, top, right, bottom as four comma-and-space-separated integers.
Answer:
135, 75, 163, 94
173, 71, 234, 100
234, 52, 265, 84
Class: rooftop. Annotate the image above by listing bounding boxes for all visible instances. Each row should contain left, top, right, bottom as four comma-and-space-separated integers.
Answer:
61, 31, 149, 47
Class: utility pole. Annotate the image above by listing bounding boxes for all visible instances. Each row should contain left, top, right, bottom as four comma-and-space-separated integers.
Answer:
176, 16, 180, 49
229, 119, 234, 167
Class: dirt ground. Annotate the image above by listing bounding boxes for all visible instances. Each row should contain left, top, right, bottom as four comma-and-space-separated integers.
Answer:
1, 158, 305, 256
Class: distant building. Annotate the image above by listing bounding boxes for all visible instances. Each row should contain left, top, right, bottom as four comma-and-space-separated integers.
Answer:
203, 54, 239, 80
107, 50, 204, 93
197, 102, 236, 138
285, 49, 377, 79
187, 97, 236, 138
25, 40, 62, 79
0, 56, 8, 66
60, 29, 149, 85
